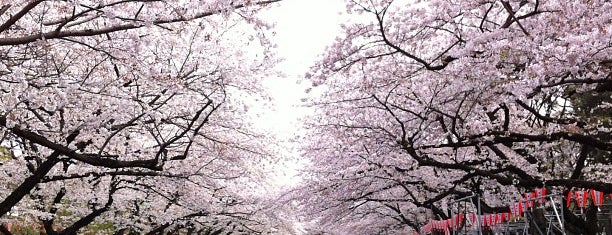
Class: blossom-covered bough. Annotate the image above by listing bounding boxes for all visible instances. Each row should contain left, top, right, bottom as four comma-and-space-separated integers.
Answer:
0, 0, 283, 234
299, 0, 611, 234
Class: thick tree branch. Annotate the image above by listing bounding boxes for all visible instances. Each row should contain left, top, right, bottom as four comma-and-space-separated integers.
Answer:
0, 0, 281, 46
0, 0, 46, 33
0, 116, 162, 170
419, 131, 612, 151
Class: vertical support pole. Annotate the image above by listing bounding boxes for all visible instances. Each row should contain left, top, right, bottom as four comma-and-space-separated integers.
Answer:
447, 205, 453, 235
551, 195, 563, 233
477, 195, 482, 235
560, 194, 566, 235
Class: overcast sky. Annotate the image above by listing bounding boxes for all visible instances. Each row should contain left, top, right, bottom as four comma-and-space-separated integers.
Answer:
256, 0, 346, 186
260, 0, 345, 137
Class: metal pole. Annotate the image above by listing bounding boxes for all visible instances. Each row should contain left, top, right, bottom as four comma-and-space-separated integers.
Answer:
559, 194, 566, 235
551, 195, 563, 233
476, 195, 482, 235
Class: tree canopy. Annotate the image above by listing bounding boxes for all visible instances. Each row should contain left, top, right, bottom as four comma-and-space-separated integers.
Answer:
1, 0, 611, 234
297, 0, 611, 234
0, 0, 284, 234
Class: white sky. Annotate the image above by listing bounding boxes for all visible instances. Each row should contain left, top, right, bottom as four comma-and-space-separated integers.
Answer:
259, 0, 345, 137
256, 0, 346, 187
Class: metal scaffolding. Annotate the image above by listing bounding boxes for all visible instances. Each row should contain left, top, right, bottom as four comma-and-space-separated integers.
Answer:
421, 190, 611, 235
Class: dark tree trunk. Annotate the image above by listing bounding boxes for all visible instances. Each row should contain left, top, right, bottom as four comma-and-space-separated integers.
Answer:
0, 154, 60, 216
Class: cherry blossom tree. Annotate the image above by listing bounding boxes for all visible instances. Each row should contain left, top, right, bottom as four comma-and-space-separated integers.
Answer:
0, 0, 284, 234
299, 0, 611, 234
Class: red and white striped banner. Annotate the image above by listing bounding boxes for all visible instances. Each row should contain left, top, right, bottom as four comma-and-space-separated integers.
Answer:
591, 190, 605, 206
418, 188, 608, 234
